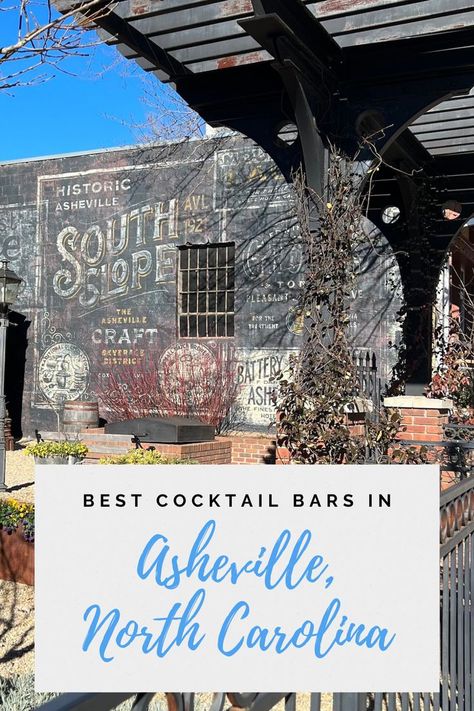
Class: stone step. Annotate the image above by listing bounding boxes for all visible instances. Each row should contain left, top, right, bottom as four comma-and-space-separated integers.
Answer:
82, 444, 133, 455
79, 433, 133, 444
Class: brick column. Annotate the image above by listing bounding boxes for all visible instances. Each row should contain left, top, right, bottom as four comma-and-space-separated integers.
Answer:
383, 396, 452, 443
384, 395, 455, 488
226, 435, 276, 464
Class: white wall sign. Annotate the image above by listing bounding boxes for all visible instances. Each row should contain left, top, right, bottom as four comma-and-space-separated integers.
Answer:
35, 465, 439, 692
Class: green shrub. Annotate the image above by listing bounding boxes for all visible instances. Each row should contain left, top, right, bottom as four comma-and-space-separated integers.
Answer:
23, 440, 88, 459
99, 448, 196, 465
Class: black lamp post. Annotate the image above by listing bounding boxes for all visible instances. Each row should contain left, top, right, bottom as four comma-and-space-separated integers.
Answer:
0, 260, 22, 491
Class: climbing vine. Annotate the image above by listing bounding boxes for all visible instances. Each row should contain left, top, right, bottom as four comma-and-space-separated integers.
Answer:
276, 151, 410, 463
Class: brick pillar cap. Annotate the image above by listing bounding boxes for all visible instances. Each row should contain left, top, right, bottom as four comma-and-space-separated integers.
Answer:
383, 395, 453, 410
344, 397, 374, 413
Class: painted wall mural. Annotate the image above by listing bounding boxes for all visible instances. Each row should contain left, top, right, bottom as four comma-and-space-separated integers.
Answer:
0, 137, 401, 436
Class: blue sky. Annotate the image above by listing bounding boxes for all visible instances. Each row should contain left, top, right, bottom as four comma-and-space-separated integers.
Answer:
0, 12, 177, 162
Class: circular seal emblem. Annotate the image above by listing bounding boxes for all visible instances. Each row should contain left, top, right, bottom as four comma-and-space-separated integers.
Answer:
38, 343, 90, 404
159, 343, 216, 410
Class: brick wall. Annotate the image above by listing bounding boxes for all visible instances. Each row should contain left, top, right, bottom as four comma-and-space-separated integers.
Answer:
346, 411, 366, 437
228, 435, 277, 464
74, 410, 373, 467
395, 407, 449, 442
79, 429, 232, 464
156, 440, 232, 465
383, 396, 451, 443
384, 395, 453, 488
78, 429, 281, 465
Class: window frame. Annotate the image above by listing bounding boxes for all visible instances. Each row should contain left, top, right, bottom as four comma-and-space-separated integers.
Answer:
177, 241, 235, 339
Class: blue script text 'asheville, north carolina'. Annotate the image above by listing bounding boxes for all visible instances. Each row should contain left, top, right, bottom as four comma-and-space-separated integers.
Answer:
81, 520, 396, 662
136, 519, 335, 591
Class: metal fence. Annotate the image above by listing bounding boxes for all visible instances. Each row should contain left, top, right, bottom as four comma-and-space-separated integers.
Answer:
439, 475, 474, 711
353, 351, 382, 412
37, 475, 474, 711
397, 423, 474, 484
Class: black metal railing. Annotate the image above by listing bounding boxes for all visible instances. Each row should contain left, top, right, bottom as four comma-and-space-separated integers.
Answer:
37, 475, 474, 711
352, 350, 382, 411
439, 476, 474, 711
396, 423, 474, 484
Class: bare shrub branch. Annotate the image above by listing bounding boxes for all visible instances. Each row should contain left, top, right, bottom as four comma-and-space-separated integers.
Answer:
94, 348, 241, 434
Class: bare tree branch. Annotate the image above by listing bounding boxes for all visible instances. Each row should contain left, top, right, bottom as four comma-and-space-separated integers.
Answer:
0, 0, 112, 91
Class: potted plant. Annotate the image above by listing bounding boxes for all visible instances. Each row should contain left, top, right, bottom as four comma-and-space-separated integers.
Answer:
0, 498, 34, 585
23, 440, 88, 465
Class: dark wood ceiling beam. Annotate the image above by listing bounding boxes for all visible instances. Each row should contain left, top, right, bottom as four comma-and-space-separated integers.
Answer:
56, 0, 474, 167
91, 7, 192, 79
431, 146, 474, 156
413, 116, 474, 131
415, 127, 474, 140
250, 0, 342, 64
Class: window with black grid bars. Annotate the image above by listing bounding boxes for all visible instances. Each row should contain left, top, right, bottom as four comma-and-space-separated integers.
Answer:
178, 243, 235, 338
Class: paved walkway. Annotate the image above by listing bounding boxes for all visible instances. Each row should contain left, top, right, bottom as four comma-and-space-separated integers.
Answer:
1, 451, 35, 503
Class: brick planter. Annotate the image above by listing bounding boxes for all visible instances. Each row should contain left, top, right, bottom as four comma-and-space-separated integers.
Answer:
0, 526, 34, 586
80, 429, 232, 464
230, 435, 277, 464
